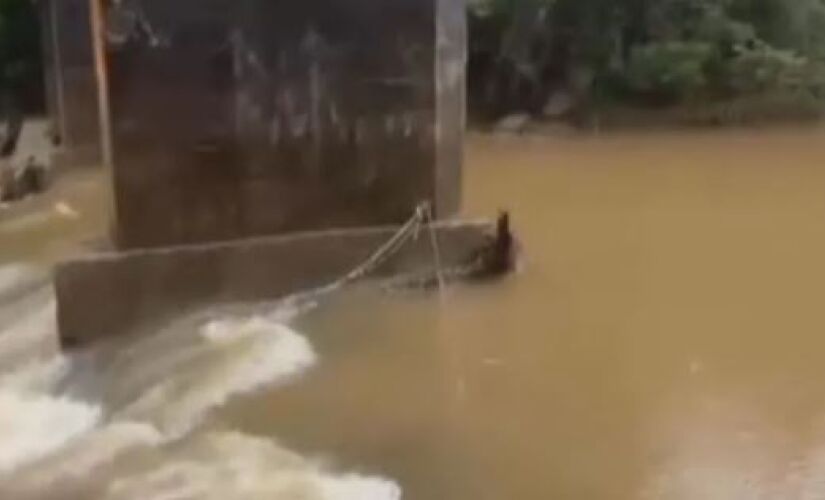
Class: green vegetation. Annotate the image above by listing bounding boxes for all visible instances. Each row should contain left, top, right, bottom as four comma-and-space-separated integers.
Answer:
469, 0, 825, 125
0, 0, 40, 92
0, 0, 41, 153
4, 0, 825, 126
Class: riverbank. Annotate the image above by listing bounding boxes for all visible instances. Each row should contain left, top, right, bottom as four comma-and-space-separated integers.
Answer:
480, 98, 825, 136
483, 94, 825, 134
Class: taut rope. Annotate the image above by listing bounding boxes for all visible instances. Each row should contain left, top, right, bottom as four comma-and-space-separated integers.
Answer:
283, 201, 445, 307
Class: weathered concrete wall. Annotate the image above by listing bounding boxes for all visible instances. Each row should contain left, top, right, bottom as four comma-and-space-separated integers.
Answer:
56, 221, 490, 348
436, 0, 466, 217
105, 0, 466, 249
41, 0, 102, 167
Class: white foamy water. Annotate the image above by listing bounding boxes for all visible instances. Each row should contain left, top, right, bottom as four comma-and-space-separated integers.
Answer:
0, 392, 101, 474
105, 432, 402, 500
0, 353, 68, 393
0, 272, 84, 475
0, 295, 56, 370
0, 270, 402, 500
4, 420, 164, 497
0, 264, 35, 293
116, 316, 318, 438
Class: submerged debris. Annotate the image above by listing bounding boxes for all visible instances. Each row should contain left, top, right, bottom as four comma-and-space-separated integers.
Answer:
466, 211, 518, 279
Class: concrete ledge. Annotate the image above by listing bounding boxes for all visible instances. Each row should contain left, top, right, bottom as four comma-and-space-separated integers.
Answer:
55, 220, 493, 348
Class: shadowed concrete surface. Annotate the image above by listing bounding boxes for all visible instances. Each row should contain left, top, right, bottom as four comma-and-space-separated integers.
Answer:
105, 0, 465, 249
55, 221, 492, 347
53, 0, 471, 346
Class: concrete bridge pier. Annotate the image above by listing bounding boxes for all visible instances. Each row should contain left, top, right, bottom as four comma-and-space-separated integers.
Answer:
55, 0, 490, 347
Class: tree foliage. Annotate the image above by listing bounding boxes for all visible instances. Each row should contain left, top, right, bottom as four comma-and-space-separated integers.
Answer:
0, 0, 40, 89
470, 0, 825, 118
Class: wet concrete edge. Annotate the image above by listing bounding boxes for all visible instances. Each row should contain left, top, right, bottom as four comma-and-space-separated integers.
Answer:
55, 219, 493, 348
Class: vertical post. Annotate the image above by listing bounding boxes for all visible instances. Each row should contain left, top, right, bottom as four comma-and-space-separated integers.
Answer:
88, 0, 112, 168
434, 0, 465, 218
88, 0, 119, 242
48, 0, 68, 143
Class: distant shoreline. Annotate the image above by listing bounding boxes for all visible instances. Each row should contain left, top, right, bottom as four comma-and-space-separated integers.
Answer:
475, 97, 825, 135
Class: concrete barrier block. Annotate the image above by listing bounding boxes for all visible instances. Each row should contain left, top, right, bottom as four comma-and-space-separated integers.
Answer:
55, 220, 492, 348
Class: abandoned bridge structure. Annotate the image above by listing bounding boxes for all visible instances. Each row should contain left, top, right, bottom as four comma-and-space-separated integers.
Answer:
46, 0, 489, 347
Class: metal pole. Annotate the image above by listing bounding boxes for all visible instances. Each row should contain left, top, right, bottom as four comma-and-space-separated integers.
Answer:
89, 0, 120, 244
89, 0, 113, 168
49, 0, 68, 144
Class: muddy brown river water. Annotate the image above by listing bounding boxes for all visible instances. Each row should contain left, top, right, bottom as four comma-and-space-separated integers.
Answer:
4, 129, 825, 499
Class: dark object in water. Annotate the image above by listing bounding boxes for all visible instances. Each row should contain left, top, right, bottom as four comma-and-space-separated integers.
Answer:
387, 211, 518, 290
469, 211, 517, 279
18, 157, 48, 195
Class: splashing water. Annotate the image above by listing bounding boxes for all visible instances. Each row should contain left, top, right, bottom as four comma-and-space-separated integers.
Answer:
104, 433, 402, 500
115, 316, 318, 439
0, 392, 101, 474
0, 264, 402, 500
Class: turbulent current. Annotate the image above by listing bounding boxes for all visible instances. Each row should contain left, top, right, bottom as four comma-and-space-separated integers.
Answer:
10, 130, 825, 499
0, 264, 401, 500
